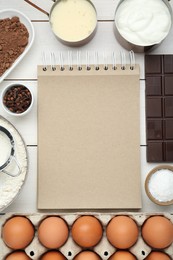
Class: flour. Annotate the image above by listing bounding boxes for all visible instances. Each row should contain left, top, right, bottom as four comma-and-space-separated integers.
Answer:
148, 169, 173, 202
0, 130, 11, 166
0, 116, 27, 211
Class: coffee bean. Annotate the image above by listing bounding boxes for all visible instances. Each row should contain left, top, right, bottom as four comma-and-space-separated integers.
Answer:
11, 17, 19, 23
3, 85, 32, 114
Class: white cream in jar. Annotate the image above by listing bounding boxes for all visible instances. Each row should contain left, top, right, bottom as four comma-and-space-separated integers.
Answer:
50, 0, 97, 43
115, 0, 172, 46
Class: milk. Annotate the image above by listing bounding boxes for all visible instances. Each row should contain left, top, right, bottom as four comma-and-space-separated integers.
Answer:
50, 0, 97, 42
115, 0, 172, 46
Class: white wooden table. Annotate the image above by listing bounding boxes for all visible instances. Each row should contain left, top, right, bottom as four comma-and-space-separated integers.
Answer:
0, 0, 173, 213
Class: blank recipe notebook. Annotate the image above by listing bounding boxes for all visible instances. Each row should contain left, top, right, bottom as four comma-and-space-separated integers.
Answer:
37, 54, 141, 209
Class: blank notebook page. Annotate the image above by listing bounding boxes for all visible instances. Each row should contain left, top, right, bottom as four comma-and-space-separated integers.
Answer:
37, 64, 141, 209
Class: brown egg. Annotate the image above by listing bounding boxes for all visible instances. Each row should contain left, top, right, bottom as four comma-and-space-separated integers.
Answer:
106, 216, 139, 249
40, 251, 66, 260
71, 216, 103, 247
73, 251, 101, 260
2, 216, 35, 249
142, 216, 173, 249
145, 251, 171, 260
6, 251, 31, 260
38, 216, 69, 249
109, 251, 136, 260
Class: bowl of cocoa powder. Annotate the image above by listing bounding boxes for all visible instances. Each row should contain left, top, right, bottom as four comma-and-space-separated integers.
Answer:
0, 9, 35, 82
1, 83, 34, 116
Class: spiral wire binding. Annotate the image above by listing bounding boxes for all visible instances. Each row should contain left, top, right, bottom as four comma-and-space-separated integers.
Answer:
129, 50, 135, 70
86, 51, 91, 70
94, 51, 99, 70
103, 52, 108, 70
50, 52, 56, 71
77, 51, 82, 71
59, 51, 64, 71
68, 51, 73, 71
112, 51, 117, 70
42, 52, 47, 71
120, 50, 126, 70
42, 51, 136, 71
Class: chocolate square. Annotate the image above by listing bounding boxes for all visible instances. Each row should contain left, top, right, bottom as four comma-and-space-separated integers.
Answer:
165, 76, 173, 95
165, 142, 173, 161
146, 76, 162, 96
164, 55, 173, 73
147, 120, 162, 140
147, 142, 163, 162
165, 119, 173, 139
145, 55, 162, 74
146, 98, 162, 118
164, 97, 173, 117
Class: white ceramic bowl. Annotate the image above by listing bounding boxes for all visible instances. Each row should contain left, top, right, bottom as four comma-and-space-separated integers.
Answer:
1, 83, 34, 116
145, 165, 173, 206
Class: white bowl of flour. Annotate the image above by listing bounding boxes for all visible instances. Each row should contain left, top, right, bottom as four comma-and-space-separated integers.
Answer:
0, 116, 28, 211
114, 0, 172, 52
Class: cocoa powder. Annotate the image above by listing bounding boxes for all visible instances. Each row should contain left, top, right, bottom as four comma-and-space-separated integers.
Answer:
0, 16, 29, 76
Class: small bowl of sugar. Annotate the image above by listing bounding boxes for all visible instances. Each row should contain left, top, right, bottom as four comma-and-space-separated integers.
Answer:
145, 165, 173, 206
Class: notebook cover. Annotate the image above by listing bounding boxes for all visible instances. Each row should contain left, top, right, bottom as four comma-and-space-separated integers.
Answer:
37, 64, 141, 209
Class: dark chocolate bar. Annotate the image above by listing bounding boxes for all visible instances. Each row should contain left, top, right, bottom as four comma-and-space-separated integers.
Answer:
145, 55, 173, 162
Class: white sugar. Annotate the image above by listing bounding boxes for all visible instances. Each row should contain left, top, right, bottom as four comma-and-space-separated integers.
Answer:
148, 169, 173, 202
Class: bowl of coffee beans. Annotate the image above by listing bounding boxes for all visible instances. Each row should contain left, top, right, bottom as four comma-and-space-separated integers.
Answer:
1, 83, 33, 116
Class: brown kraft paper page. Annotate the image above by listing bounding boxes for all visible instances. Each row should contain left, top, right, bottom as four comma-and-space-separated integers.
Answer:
37, 64, 141, 209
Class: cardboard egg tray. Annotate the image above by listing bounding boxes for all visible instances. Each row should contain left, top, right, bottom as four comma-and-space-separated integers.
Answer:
0, 212, 173, 260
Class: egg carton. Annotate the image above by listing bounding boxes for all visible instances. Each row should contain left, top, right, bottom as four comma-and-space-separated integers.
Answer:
0, 212, 173, 260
